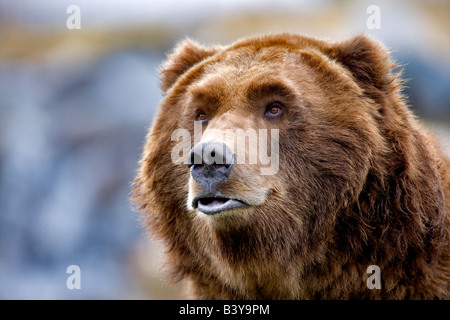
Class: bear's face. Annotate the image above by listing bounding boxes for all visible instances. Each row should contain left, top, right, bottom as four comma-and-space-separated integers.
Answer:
183, 48, 301, 222
157, 40, 385, 233
135, 34, 394, 270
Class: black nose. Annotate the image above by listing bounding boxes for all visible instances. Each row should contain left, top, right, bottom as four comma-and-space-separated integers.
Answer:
188, 142, 235, 188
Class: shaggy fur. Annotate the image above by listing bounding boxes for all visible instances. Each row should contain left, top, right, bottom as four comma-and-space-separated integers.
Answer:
132, 33, 450, 299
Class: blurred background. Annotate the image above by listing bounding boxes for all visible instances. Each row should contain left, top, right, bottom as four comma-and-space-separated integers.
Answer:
0, 0, 449, 299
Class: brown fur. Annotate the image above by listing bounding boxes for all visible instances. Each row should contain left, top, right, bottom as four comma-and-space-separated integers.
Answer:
132, 33, 450, 299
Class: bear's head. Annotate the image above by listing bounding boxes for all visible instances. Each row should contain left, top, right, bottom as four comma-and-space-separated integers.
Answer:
132, 34, 447, 299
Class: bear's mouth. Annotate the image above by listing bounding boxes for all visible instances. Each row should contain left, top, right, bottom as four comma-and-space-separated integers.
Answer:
193, 196, 248, 215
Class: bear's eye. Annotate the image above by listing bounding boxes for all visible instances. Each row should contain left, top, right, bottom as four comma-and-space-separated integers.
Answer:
196, 111, 208, 122
265, 102, 283, 118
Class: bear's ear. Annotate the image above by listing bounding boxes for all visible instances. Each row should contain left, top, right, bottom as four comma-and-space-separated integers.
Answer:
327, 35, 400, 101
160, 39, 219, 93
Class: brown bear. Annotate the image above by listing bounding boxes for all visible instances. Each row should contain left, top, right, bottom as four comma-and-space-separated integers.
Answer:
131, 33, 450, 299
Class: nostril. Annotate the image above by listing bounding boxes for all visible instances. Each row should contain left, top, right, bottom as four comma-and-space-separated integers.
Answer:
188, 146, 203, 168
213, 164, 229, 170
188, 142, 235, 184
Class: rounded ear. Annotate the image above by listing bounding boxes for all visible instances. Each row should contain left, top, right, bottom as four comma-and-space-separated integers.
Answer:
160, 39, 219, 93
326, 35, 402, 103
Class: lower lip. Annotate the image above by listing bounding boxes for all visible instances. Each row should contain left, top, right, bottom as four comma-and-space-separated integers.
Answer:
197, 198, 248, 215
